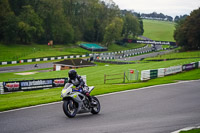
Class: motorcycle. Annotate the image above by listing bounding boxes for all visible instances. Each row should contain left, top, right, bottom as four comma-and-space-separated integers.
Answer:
61, 83, 101, 118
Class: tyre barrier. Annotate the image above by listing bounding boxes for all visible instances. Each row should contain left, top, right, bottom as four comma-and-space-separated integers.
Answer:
0, 54, 91, 65
141, 61, 200, 81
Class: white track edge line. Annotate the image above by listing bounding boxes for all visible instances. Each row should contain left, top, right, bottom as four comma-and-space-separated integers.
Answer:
171, 126, 200, 133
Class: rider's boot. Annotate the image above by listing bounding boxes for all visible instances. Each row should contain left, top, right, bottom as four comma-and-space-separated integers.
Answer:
85, 92, 97, 106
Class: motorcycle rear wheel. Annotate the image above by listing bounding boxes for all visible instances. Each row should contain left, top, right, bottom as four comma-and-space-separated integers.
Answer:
63, 99, 78, 118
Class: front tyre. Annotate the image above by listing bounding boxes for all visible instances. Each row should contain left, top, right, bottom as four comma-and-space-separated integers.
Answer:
91, 96, 101, 114
63, 99, 78, 118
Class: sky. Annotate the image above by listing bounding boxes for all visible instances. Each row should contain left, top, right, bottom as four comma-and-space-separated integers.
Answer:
112, 0, 200, 18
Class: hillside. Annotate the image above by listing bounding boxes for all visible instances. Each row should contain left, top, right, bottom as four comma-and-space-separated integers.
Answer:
143, 19, 175, 41
0, 19, 175, 62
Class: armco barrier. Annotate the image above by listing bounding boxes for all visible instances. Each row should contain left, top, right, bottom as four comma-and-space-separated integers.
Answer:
2, 78, 68, 93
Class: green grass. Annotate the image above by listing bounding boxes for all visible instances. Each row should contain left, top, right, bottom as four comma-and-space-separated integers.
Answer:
0, 54, 199, 112
180, 128, 200, 133
0, 67, 199, 112
143, 19, 175, 41
0, 54, 199, 111
107, 43, 146, 52
0, 43, 90, 62
0, 43, 147, 62
0, 58, 200, 83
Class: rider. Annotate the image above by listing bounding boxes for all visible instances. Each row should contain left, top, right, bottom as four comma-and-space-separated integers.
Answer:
68, 69, 95, 105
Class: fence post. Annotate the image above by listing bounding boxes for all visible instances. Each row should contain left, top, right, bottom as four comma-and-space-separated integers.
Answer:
104, 74, 106, 84
123, 72, 126, 83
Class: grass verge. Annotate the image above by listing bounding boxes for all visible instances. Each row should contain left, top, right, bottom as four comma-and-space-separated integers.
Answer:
1, 58, 200, 82
0, 68, 199, 112
180, 128, 200, 133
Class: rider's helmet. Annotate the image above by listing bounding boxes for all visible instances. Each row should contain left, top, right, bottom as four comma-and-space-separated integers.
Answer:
68, 69, 77, 80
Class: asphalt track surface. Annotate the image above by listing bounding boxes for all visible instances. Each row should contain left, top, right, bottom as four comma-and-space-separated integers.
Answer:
1, 80, 200, 133
0, 63, 53, 73
117, 50, 173, 61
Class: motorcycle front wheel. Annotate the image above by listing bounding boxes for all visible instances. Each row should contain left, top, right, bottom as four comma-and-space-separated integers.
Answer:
91, 96, 101, 114
63, 99, 78, 118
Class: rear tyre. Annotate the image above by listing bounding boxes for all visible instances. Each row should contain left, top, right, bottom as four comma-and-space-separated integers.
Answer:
91, 96, 100, 114
63, 100, 78, 118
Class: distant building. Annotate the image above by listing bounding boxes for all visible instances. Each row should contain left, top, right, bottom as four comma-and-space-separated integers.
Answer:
53, 59, 95, 71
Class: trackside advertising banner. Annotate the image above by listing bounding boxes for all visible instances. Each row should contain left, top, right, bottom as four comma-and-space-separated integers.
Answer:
182, 62, 198, 71
3, 82, 20, 92
20, 80, 53, 90
3, 78, 68, 92
141, 70, 150, 81
122, 39, 176, 46
164, 66, 182, 75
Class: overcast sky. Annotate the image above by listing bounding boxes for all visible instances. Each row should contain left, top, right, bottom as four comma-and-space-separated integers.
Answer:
112, 0, 200, 18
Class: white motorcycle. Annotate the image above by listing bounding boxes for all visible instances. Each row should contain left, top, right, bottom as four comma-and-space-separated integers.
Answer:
61, 83, 101, 118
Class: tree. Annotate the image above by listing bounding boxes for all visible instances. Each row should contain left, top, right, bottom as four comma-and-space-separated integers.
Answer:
122, 13, 141, 38
174, 8, 200, 50
139, 19, 144, 35
18, 5, 44, 43
174, 15, 188, 22
0, 0, 19, 42
1, 0, 135, 45
36, 0, 74, 44
103, 17, 124, 46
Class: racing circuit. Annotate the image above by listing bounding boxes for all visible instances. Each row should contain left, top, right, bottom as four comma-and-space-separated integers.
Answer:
1, 80, 200, 133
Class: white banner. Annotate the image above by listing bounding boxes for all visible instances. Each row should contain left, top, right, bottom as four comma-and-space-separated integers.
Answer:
199, 61, 200, 68
0, 82, 4, 94
141, 70, 150, 81
164, 65, 182, 75
158, 68, 165, 77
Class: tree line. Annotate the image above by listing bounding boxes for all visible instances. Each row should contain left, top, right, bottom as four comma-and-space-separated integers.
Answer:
174, 8, 200, 50
140, 12, 173, 21
0, 0, 143, 46
174, 15, 188, 22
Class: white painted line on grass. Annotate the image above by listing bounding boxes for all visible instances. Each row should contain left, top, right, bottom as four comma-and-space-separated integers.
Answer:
0, 80, 199, 114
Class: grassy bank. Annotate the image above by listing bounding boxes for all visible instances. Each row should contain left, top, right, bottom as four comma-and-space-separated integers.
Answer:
0, 43, 146, 62
0, 43, 89, 62
143, 19, 175, 41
